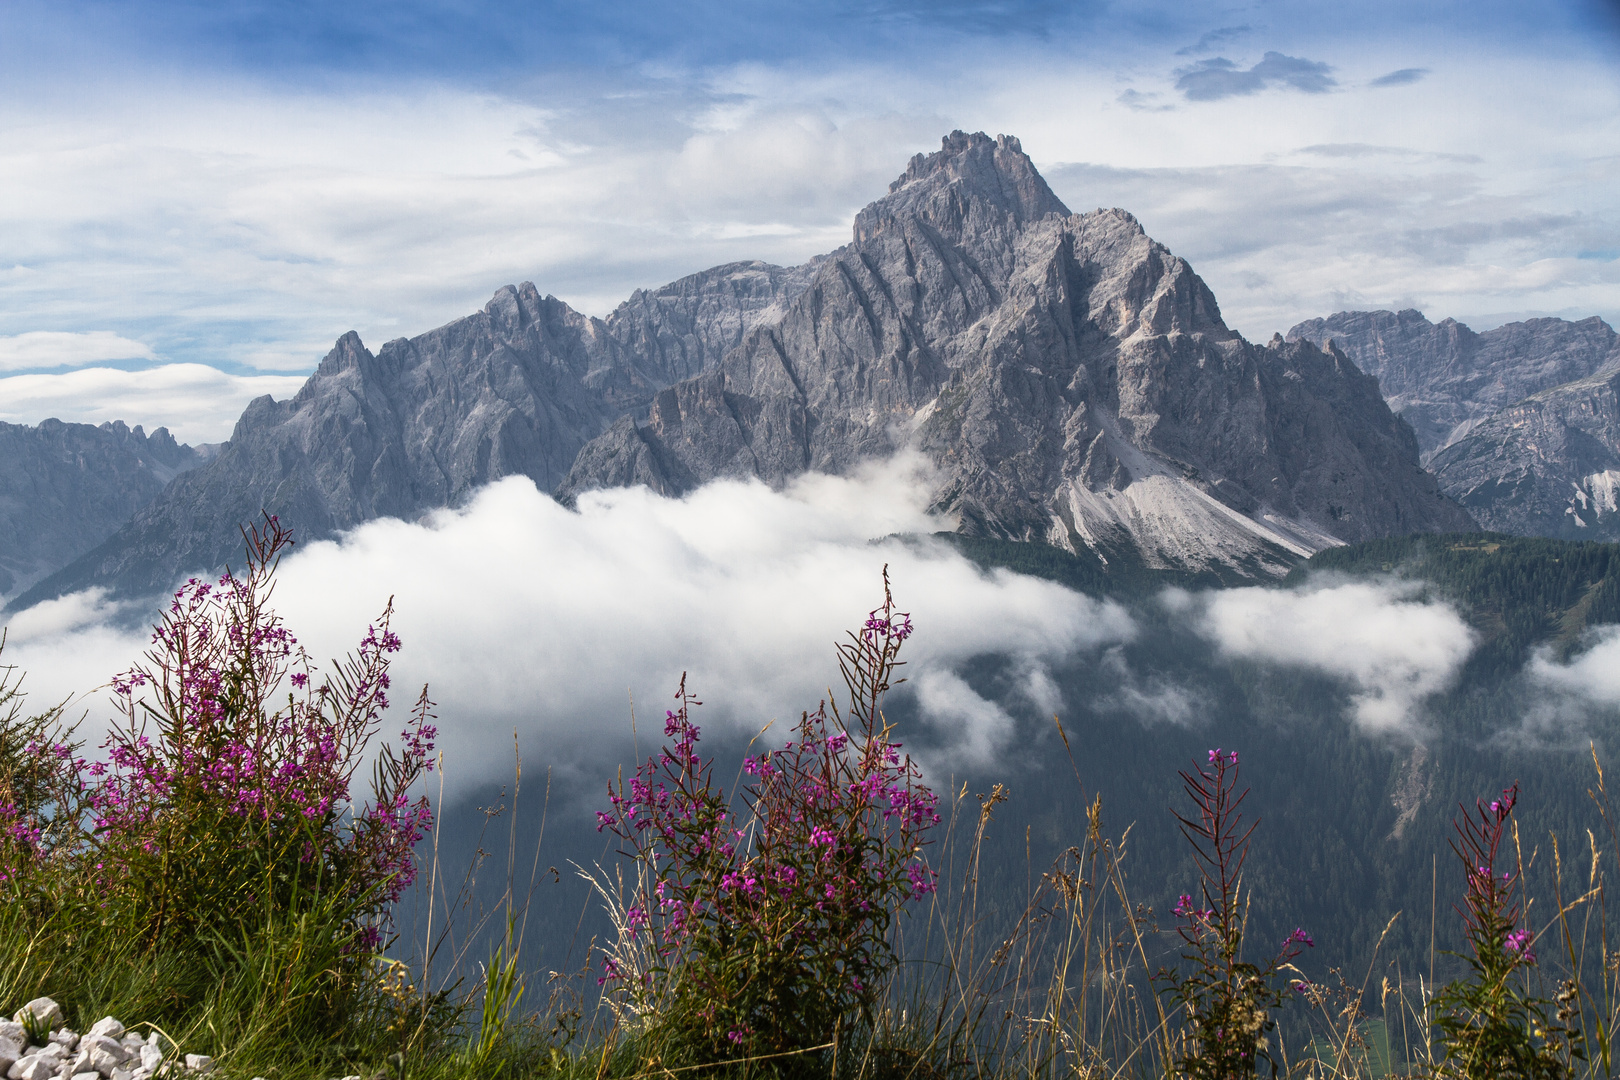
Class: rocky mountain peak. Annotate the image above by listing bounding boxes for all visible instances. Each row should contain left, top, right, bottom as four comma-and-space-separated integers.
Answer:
314, 330, 372, 377
12, 132, 1478, 607
562, 135, 1471, 575
855, 130, 1070, 245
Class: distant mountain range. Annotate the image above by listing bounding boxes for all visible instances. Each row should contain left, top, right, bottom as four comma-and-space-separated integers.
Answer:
0, 420, 211, 604
1289, 309, 1620, 539
13, 131, 1620, 609
557, 133, 1469, 572
8, 132, 1475, 609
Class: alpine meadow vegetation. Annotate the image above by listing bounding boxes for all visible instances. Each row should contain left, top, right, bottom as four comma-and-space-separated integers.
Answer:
7, 523, 1620, 1079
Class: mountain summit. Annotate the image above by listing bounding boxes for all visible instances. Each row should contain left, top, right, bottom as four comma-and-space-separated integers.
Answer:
560, 131, 1472, 572
14, 132, 1471, 608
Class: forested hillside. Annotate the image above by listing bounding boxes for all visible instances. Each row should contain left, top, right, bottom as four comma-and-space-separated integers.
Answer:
899, 533, 1620, 991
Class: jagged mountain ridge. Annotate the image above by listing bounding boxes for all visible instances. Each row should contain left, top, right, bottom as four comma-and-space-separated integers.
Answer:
15, 264, 814, 607
1427, 368, 1620, 540
1287, 309, 1620, 460
14, 131, 1472, 608
1289, 308, 1620, 540
0, 419, 210, 602
560, 132, 1472, 572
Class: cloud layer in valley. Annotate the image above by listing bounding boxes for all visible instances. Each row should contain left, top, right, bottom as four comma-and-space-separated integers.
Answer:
1522, 628, 1620, 738
1178, 577, 1478, 735
0, 457, 1135, 794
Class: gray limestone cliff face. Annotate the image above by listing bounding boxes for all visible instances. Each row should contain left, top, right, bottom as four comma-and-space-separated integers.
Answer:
13, 131, 1478, 607
0, 420, 208, 602
561, 131, 1472, 575
604, 259, 824, 384
1287, 309, 1620, 459
1428, 369, 1620, 539
12, 284, 673, 606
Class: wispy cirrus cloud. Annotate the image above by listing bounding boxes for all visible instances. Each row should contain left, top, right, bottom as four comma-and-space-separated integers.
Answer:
1176, 25, 1252, 57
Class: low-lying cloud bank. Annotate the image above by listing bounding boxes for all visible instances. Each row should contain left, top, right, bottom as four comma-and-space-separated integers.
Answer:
2, 456, 1133, 793
1523, 628, 1620, 739
1175, 577, 1478, 736
15, 460, 1620, 786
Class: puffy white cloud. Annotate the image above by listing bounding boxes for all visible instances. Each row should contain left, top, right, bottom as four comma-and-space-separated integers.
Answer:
1521, 628, 1620, 739
0, 458, 1134, 794
0, 364, 307, 443
0, 331, 155, 370
1531, 628, 1620, 704
1186, 578, 1476, 735
0, 34, 1613, 382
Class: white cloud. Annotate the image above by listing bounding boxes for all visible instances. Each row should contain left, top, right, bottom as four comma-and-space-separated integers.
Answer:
1095, 645, 1199, 726
1521, 628, 1620, 738
0, 364, 307, 443
1187, 578, 1476, 735
0, 458, 1134, 794
0, 37, 1612, 377
0, 330, 156, 370
1531, 628, 1620, 704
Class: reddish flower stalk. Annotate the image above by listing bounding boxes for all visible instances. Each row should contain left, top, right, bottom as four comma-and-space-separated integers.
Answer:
1156, 749, 1311, 1080
597, 570, 939, 1058
2, 515, 437, 954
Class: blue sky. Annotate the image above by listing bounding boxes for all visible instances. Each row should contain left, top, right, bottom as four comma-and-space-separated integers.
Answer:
1, 0, 1617, 441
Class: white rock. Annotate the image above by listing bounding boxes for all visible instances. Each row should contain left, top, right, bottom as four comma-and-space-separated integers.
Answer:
81, 1024, 119, 1047
72, 1073, 99, 1080
44, 1033, 74, 1054
129, 1069, 152, 1080
82, 1037, 127, 1075
29, 1048, 62, 1064
12, 1002, 61, 1031
0, 1030, 18, 1050
182, 1056, 213, 1076
10, 1055, 59, 1080
0, 1040, 19, 1070
108, 1069, 134, 1080
134, 1047, 159, 1074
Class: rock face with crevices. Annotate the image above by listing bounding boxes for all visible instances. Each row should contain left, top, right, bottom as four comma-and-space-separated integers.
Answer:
560, 131, 1473, 574
0, 420, 209, 603
1289, 308, 1620, 538
1425, 369, 1620, 540
14, 131, 1475, 607
604, 259, 826, 385
14, 266, 816, 608
1287, 309, 1620, 460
